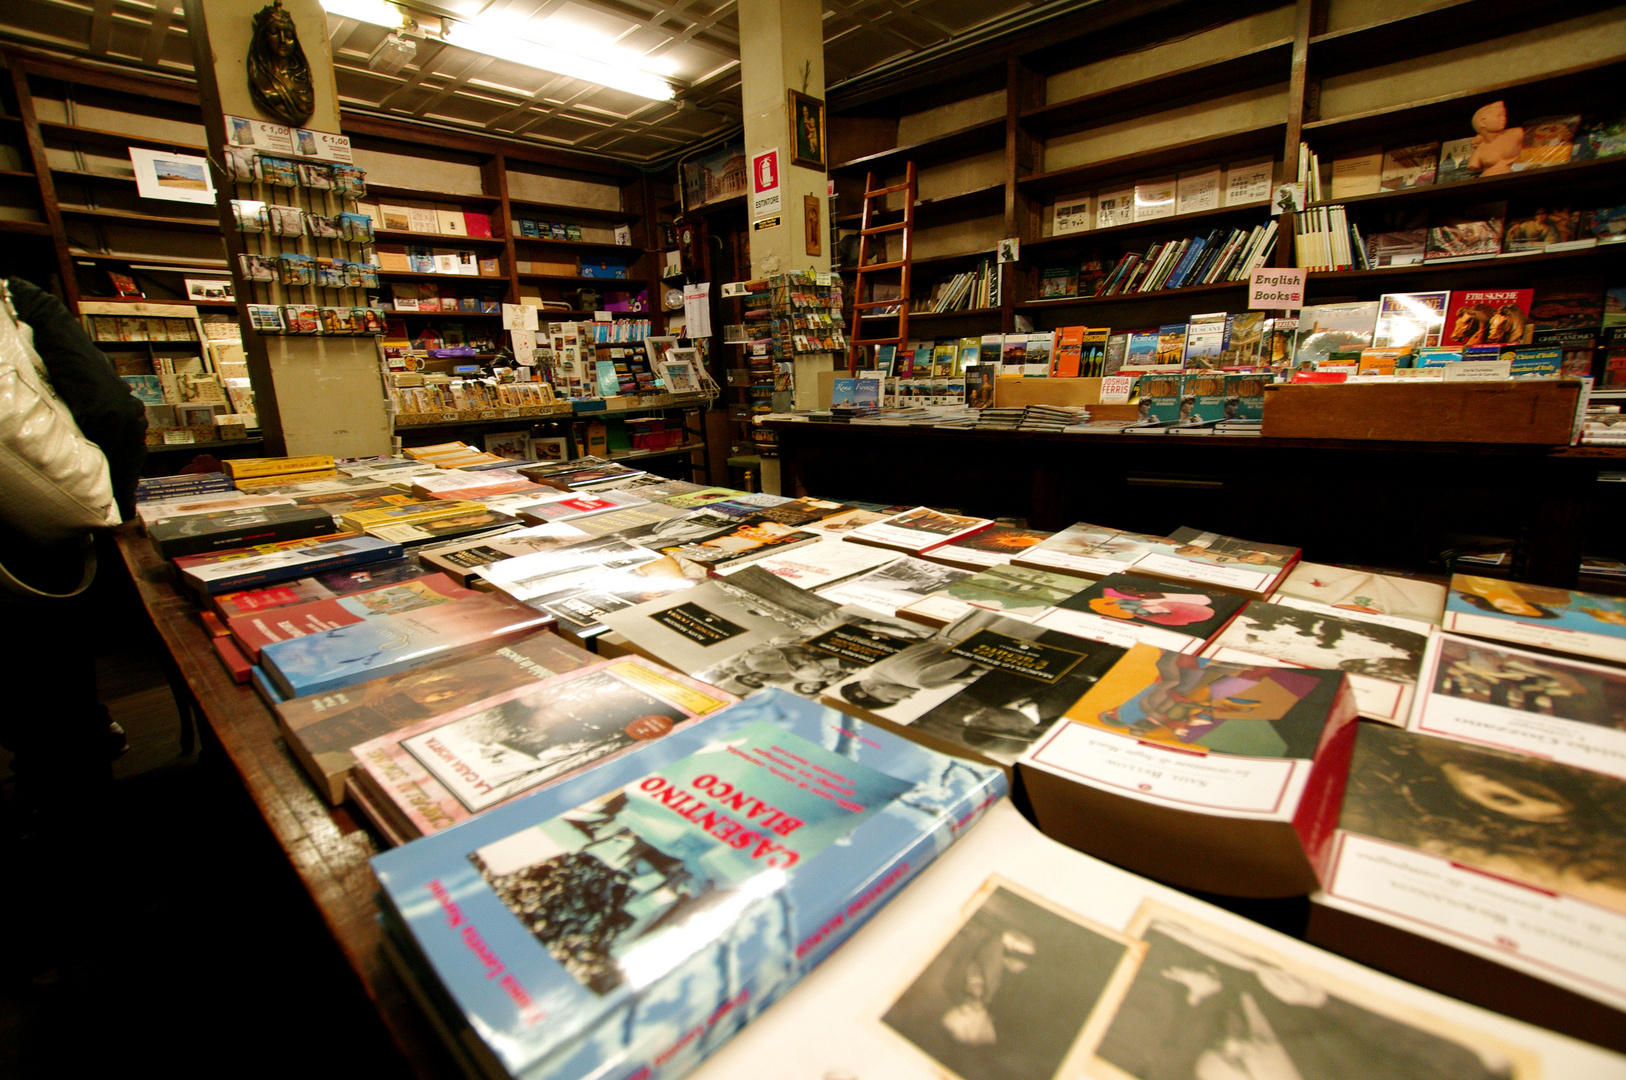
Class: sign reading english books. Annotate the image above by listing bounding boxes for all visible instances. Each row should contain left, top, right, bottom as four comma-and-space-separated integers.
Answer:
1249, 267, 1306, 311
751, 148, 782, 219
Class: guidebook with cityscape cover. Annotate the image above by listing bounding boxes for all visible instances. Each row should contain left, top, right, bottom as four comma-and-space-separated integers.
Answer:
690, 798, 1583, 1080
349, 657, 737, 841
1018, 642, 1358, 896
1203, 599, 1429, 724
1309, 723, 1626, 1050
260, 594, 550, 699
1443, 574, 1626, 664
275, 632, 597, 804
370, 689, 1007, 1080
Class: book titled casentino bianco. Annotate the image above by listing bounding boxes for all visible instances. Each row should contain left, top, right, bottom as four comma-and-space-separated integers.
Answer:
371, 688, 1005, 1080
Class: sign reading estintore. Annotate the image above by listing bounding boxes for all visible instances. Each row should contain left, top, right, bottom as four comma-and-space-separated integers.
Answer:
751, 149, 782, 219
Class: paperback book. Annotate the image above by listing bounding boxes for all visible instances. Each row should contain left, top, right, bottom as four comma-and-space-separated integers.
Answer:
349, 657, 736, 840
917, 524, 1052, 571
1203, 600, 1429, 724
845, 506, 993, 554
212, 557, 430, 619
259, 594, 549, 699
1271, 561, 1446, 634
148, 504, 337, 560
692, 605, 937, 699
176, 535, 404, 596
814, 555, 975, 617
1134, 527, 1301, 597
1018, 642, 1359, 896
715, 538, 900, 590
1035, 571, 1249, 655
416, 523, 593, 586
369, 689, 1005, 1080
226, 573, 476, 662
1442, 573, 1626, 664
897, 563, 1090, 628
1012, 522, 1162, 579
274, 632, 596, 804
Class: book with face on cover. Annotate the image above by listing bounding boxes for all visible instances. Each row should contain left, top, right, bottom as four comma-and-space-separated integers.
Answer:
1018, 642, 1359, 896
348, 656, 737, 841
1311, 722, 1626, 1047
822, 608, 1128, 771
259, 594, 550, 699
274, 632, 597, 804
370, 689, 1006, 1080
1203, 599, 1429, 724
690, 798, 1584, 1080
1443, 574, 1626, 664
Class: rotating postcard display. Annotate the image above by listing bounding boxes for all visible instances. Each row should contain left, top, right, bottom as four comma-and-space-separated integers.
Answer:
222, 114, 381, 336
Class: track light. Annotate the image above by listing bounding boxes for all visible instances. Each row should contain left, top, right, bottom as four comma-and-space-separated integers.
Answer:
441, 21, 675, 101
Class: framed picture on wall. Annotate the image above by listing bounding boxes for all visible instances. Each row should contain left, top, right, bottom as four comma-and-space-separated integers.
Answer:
789, 89, 826, 169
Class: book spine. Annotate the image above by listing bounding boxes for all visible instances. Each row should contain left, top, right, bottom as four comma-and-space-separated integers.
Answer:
1166, 239, 1202, 290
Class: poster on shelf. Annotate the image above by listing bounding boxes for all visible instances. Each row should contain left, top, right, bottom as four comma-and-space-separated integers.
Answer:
511, 329, 536, 365
128, 147, 215, 205
501, 303, 539, 331
225, 115, 353, 163
683, 282, 712, 338
751, 149, 782, 220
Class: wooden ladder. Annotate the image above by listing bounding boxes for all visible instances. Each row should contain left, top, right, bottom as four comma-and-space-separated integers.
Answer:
846, 161, 916, 374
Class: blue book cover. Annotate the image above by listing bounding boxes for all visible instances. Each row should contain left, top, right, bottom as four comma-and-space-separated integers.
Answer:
372, 689, 1005, 1080
1165, 235, 1207, 289
596, 361, 621, 398
260, 595, 548, 698
1124, 331, 1160, 366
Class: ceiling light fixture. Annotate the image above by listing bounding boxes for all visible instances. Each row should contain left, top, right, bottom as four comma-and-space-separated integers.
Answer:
319, 0, 406, 29
441, 21, 675, 101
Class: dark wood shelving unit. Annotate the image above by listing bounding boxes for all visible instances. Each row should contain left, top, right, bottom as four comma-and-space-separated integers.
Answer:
1017, 123, 1289, 197
370, 227, 507, 247
830, 117, 1007, 174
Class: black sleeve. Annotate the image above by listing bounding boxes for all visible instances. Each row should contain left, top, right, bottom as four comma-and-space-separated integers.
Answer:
7, 278, 147, 516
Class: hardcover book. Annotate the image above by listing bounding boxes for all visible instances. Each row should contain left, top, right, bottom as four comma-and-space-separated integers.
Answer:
260, 594, 549, 699
1442, 573, 1626, 664
845, 506, 993, 555
1019, 642, 1359, 896
824, 609, 1129, 769
1204, 600, 1429, 724
135, 492, 293, 528
370, 689, 1006, 1080
1294, 302, 1381, 366
814, 556, 975, 617
1271, 561, 1447, 633
350, 657, 736, 840
1373, 291, 1450, 350
227, 573, 476, 662
212, 557, 426, 619
1380, 142, 1440, 189
274, 632, 596, 804
1442, 289, 1533, 347
1310, 723, 1626, 1046
1134, 526, 1301, 598
1036, 571, 1248, 655
693, 798, 1574, 1080
898, 563, 1090, 628
148, 504, 337, 560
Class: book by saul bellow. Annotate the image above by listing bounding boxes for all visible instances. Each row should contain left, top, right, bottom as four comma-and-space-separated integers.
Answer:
370, 688, 1006, 1080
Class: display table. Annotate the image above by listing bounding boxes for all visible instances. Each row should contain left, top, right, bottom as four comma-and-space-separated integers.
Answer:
114, 527, 457, 1080
765, 420, 1626, 587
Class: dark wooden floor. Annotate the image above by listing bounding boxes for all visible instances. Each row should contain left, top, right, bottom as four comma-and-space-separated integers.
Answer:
0, 633, 404, 1077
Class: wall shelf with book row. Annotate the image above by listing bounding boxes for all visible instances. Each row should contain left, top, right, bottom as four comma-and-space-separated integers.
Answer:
371, 228, 505, 247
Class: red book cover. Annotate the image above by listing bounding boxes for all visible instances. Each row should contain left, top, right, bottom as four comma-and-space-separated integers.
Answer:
212, 634, 253, 684
463, 211, 492, 238
1052, 326, 1085, 378
227, 574, 477, 662
1442, 288, 1533, 347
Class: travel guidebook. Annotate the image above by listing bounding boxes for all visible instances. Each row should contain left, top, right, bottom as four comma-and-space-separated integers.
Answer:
1312, 723, 1626, 1039
1011, 522, 1162, 579
275, 632, 597, 804
1035, 571, 1249, 655
1443, 573, 1626, 664
822, 609, 1128, 770
1018, 642, 1358, 896
259, 595, 549, 698
1407, 632, 1626, 781
349, 657, 736, 841
369, 689, 1007, 1080
689, 799, 1590, 1080
1203, 600, 1429, 724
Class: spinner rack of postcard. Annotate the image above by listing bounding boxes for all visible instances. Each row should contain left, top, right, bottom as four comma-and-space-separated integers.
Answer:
221, 143, 384, 337
721, 280, 783, 457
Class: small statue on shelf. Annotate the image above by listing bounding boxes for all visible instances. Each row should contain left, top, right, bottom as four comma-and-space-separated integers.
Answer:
1467, 100, 1524, 177
247, 0, 315, 128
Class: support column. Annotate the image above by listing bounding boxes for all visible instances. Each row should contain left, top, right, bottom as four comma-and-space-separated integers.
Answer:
738, 0, 831, 425
183, 0, 392, 457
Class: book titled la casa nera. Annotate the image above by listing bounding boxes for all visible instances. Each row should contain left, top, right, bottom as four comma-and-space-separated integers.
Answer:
370, 689, 1006, 1080
259, 594, 549, 699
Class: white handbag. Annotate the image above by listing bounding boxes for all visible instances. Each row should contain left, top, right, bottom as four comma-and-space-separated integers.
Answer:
0, 282, 121, 591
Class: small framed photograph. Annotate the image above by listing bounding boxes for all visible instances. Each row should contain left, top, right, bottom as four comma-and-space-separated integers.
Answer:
788, 89, 826, 169
660, 348, 702, 394
128, 147, 215, 205
184, 279, 234, 303
643, 335, 680, 367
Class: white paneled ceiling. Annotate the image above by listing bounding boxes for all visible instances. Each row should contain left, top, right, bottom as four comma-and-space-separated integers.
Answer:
0, 0, 1057, 163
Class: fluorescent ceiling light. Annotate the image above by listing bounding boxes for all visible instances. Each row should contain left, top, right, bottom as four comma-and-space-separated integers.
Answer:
320, 0, 405, 29
442, 21, 675, 100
